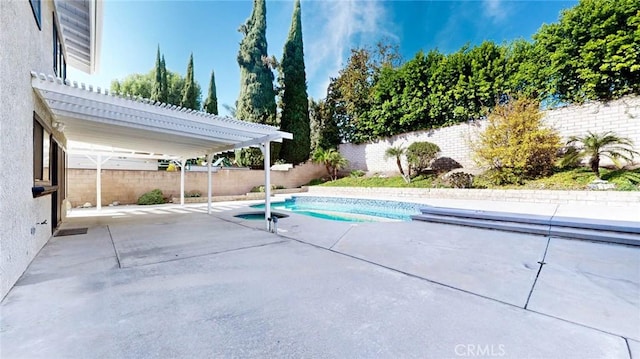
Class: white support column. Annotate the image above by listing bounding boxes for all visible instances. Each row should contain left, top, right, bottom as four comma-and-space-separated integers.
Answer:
96, 154, 102, 211
179, 158, 185, 206
85, 154, 111, 211
207, 153, 213, 215
262, 142, 271, 231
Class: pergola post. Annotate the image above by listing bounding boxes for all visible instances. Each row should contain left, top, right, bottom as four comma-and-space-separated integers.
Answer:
96, 154, 102, 210
84, 154, 111, 211
262, 142, 271, 231
179, 158, 185, 206
207, 153, 213, 215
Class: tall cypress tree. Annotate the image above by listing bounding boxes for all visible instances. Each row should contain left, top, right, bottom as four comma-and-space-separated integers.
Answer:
180, 53, 198, 110
160, 54, 168, 103
203, 70, 219, 115
151, 46, 163, 102
236, 0, 276, 125
279, 0, 310, 164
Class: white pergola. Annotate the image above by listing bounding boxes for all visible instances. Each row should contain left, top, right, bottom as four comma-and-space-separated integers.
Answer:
32, 72, 292, 231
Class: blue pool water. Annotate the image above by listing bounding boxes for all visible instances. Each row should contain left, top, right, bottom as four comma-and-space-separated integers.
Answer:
251, 196, 422, 222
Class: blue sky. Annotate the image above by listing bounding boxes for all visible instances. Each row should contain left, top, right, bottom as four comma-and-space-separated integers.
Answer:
69, 0, 576, 117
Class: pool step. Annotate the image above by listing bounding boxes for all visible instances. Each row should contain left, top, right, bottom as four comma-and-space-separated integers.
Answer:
412, 213, 550, 236
411, 207, 640, 246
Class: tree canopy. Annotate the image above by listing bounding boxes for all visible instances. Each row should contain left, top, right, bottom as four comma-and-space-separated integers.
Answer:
309, 98, 340, 153
329, 42, 401, 143
180, 53, 199, 110
151, 46, 167, 103
324, 0, 639, 144
203, 70, 219, 115
236, 0, 277, 125
111, 69, 202, 109
278, 0, 311, 164
534, 0, 640, 102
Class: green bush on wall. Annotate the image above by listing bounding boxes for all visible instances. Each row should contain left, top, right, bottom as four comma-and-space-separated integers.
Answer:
250, 185, 286, 193
431, 157, 463, 175
472, 97, 561, 185
446, 172, 475, 188
406, 141, 441, 175
137, 189, 165, 205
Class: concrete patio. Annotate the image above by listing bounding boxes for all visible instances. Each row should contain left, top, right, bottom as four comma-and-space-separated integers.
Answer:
1, 201, 638, 358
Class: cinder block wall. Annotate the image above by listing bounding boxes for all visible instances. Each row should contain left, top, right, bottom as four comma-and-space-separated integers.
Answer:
340, 96, 640, 173
67, 162, 327, 206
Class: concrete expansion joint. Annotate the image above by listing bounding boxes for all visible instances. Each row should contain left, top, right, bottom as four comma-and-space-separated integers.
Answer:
107, 225, 122, 269
524, 237, 552, 310
329, 226, 354, 250
624, 337, 633, 359
285, 234, 526, 310
120, 240, 290, 270
312, 235, 631, 341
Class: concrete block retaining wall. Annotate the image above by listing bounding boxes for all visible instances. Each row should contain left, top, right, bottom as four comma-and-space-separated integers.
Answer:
68, 162, 326, 207
307, 186, 640, 207
172, 188, 307, 204
340, 96, 640, 173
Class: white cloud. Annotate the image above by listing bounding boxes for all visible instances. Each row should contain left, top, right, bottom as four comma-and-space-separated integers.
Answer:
482, 0, 508, 23
302, 0, 394, 99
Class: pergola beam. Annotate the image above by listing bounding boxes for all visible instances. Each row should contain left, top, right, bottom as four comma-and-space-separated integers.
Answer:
227, 133, 293, 152
70, 149, 179, 160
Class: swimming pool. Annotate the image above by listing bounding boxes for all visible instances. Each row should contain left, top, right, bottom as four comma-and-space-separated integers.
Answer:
251, 196, 422, 222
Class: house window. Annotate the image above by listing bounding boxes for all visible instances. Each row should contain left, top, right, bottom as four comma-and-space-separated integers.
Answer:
53, 14, 66, 79
33, 114, 51, 184
29, 0, 42, 30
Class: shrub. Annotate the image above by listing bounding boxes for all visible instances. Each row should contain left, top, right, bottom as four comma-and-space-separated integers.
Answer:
384, 145, 408, 178
350, 170, 366, 178
250, 185, 286, 193
137, 189, 165, 205
602, 168, 640, 190
312, 148, 349, 180
557, 145, 583, 169
236, 148, 264, 169
615, 182, 638, 191
565, 131, 638, 178
307, 178, 327, 186
431, 157, 462, 175
482, 168, 523, 186
406, 141, 441, 175
472, 97, 561, 185
446, 172, 475, 188
186, 190, 201, 198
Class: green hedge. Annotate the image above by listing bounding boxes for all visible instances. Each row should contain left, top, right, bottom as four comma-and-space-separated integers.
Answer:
137, 189, 165, 205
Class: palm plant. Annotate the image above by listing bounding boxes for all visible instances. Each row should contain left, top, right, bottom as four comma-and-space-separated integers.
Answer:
564, 131, 638, 178
312, 148, 348, 181
384, 145, 410, 183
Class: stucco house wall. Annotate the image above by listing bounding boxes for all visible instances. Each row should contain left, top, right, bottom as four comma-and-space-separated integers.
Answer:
0, 0, 66, 300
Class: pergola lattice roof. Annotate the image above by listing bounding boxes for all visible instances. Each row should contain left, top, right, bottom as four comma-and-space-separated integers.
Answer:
31, 72, 292, 158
